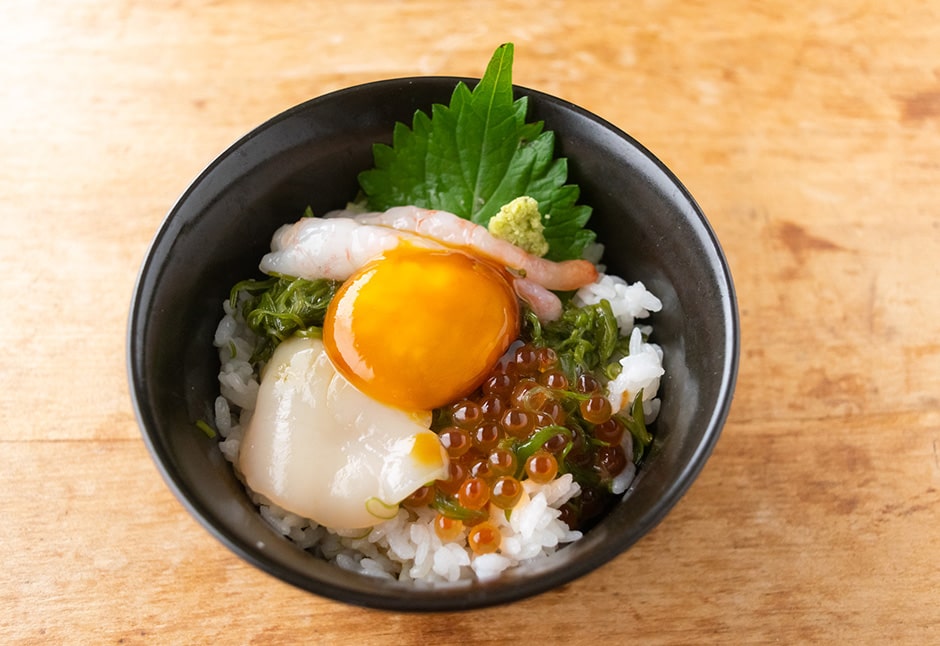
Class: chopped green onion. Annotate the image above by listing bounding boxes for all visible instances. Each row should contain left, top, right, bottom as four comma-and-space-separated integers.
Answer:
365, 497, 399, 520
195, 419, 216, 439
430, 491, 488, 524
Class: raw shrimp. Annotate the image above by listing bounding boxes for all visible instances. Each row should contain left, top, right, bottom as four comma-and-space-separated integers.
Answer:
512, 277, 563, 321
258, 206, 588, 321
351, 206, 598, 291
260, 216, 436, 281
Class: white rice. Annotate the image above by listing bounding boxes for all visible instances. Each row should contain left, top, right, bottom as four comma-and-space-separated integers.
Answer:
573, 274, 665, 420
211, 271, 664, 585
573, 273, 662, 334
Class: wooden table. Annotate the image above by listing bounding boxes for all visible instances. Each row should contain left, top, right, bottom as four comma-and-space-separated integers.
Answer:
3, 1, 937, 643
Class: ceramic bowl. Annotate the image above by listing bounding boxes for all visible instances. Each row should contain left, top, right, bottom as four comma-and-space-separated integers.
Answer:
127, 77, 739, 611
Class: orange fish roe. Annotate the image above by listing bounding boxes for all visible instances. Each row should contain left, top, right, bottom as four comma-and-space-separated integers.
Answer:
439, 426, 472, 458
524, 450, 558, 483
490, 476, 523, 509
402, 485, 435, 508
457, 477, 491, 510
412, 343, 635, 537
467, 521, 502, 554
433, 513, 465, 542
579, 395, 612, 424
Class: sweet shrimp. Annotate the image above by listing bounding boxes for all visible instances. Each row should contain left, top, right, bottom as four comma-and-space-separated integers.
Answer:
259, 206, 598, 321
352, 206, 598, 292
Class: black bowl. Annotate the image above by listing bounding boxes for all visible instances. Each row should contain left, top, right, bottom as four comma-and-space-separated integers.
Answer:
127, 77, 739, 611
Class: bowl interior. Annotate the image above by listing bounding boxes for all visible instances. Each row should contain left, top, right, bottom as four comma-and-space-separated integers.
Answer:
128, 77, 739, 611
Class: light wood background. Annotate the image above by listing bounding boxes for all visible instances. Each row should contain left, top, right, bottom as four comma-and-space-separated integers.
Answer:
2, 1, 937, 644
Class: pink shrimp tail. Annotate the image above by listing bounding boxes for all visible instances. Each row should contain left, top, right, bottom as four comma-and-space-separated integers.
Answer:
513, 278, 563, 322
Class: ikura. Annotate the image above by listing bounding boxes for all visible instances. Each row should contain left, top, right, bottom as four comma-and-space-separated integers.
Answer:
539, 370, 569, 390
414, 340, 633, 536
487, 447, 517, 476
580, 395, 612, 424
439, 426, 471, 458
525, 450, 558, 483
450, 400, 483, 428
490, 476, 523, 509
471, 422, 500, 451
402, 485, 434, 508
434, 513, 464, 542
535, 346, 558, 372
593, 418, 624, 445
467, 521, 502, 554
500, 407, 535, 438
457, 477, 491, 510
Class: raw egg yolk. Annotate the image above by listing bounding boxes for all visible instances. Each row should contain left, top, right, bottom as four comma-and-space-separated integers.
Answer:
323, 246, 520, 411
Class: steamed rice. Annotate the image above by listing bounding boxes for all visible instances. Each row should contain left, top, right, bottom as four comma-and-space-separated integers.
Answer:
212, 273, 664, 584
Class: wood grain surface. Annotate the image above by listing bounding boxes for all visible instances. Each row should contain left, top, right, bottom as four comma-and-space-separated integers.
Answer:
2, 1, 937, 644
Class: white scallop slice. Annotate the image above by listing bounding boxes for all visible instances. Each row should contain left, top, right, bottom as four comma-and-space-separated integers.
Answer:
238, 336, 447, 530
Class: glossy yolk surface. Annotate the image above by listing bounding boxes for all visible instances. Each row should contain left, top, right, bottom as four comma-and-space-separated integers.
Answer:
323, 246, 520, 412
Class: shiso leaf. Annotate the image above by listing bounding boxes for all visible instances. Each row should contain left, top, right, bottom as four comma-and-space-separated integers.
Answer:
357, 42, 595, 261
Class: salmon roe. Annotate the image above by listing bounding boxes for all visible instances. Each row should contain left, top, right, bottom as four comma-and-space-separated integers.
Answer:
403, 485, 434, 508
490, 476, 523, 509
467, 521, 502, 554
405, 343, 634, 536
487, 447, 517, 476
439, 426, 472, 458
594, 418, 624, 445
525, 450, 558, 483
457, 477, 491, 510
535, 346, 558, 372
580, 395, 612, 424
434, 513, 464, 541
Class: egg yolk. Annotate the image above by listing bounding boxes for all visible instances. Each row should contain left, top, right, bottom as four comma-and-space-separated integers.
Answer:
323, 246, 520, 411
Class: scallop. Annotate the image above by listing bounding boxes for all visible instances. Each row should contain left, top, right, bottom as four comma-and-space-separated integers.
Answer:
238, 336, 448, 530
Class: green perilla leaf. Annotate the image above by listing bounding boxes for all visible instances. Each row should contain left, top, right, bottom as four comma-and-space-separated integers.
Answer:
358, 43, 595, 261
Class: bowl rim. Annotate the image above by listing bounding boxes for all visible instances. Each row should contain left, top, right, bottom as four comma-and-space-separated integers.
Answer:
127, 74, 740, 612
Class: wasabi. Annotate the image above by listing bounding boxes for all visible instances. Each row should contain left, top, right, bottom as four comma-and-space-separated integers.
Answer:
487, 196, 550, 257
